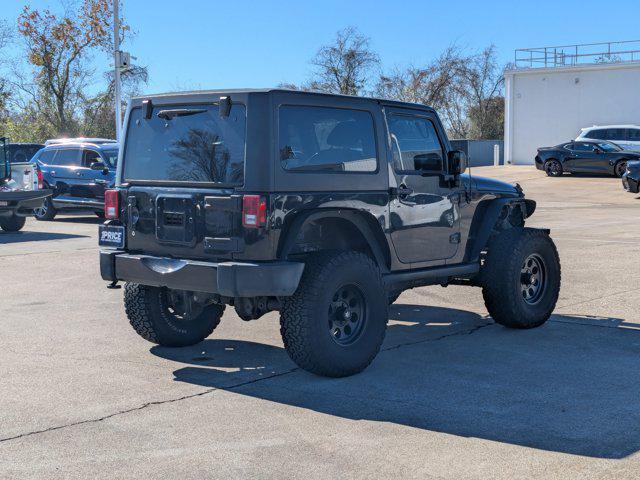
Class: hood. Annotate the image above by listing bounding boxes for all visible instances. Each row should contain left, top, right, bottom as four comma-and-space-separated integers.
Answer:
461, 174, 520, 194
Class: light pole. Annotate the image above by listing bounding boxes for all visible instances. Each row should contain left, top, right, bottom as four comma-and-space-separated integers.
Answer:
113, 0, 122, 143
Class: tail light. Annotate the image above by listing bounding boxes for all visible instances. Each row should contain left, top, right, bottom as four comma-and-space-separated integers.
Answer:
104, 189, 119, 219
36, 169, 43, 189
242, 195, 267, 228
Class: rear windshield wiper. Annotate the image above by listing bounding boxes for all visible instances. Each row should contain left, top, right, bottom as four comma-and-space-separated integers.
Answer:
156, 108, 207, 120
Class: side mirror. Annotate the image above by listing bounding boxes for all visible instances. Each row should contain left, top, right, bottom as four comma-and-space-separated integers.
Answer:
448, 150, 467, 175
90, 161, 108, 172
414, 153, 442, 173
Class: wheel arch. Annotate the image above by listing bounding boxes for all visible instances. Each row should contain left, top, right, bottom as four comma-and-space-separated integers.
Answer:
465, 197, 531, 263
277, 209, 391, 272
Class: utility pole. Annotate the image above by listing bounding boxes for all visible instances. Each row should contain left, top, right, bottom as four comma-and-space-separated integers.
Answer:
113, 0, 122, 143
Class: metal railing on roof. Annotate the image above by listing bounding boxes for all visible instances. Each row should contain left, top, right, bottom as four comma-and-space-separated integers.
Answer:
514, 40, 640, 69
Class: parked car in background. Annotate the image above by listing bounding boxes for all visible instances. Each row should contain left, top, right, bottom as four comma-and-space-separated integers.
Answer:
576, 125, 640, 150
5, 143, 44, 164
622, 160, 640, 194
32, 140, 118, 220
44, 137, 117, 147
0, 137, 50, 232
535, 140, 640, 177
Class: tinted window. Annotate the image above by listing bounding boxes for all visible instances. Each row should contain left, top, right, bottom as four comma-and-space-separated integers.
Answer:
36, 149, 56, 165
604, 128, 625, 141
7, 145, 43, 163
628, 129, 640, 141
279, 106, 377, 173
388, 115, 444, 172
584, 129, 605, 139
124, 104, 245, 184
572, 142, 596, 152
53, 149, 80, 166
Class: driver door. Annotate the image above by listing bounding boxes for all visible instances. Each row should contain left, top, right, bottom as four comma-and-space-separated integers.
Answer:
385, 108, 460, 264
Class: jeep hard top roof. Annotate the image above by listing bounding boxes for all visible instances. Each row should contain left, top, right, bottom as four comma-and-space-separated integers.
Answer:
131, 88, 436, 113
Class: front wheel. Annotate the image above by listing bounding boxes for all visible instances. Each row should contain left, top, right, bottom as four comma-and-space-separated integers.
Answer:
544, 159, 563, 177
482, 228, 561, 329
280, 251, 388, 377
124, 283, 225, 347
0, 214, 26, 232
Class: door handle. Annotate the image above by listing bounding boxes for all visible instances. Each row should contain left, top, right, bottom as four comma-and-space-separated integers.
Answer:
95, 179, 107, 185
50, 170, 56, 176
76, 171, 83, 176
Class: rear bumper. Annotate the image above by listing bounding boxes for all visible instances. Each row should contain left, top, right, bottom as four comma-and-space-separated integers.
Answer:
100, 251, 305, 297
0, 189, 51, 216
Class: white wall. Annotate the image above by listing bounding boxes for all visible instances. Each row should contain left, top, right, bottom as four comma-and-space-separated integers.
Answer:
504, 63, 640, 165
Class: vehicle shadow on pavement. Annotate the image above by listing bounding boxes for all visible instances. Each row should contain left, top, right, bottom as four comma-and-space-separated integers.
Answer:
0, 231, 89, 242
152, 305, 640, 460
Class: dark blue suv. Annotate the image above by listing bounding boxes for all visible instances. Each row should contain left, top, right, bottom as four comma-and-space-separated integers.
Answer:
32, 140, 119, 220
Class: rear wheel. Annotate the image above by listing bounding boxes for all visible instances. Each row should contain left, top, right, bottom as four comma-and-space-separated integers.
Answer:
34, 196, 56, 221
0, 214, 26, 232
124, 283, 225, 347
615, 160, 628, 178
544, 159, 563, 177
280, 251, 388, 377
482, 228, 561, 329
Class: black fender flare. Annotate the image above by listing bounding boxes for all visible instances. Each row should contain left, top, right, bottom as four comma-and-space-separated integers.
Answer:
277, 208, 391, 272
466, 197, 532, 262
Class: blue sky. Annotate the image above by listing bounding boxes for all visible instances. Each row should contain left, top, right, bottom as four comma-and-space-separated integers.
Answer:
4, 0, 640, 94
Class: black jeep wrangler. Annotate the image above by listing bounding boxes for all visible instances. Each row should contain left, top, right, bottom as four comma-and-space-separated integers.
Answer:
99, 89, 561, 377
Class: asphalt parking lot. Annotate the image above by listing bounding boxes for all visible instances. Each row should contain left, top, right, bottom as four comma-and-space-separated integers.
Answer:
1, 166, 640, 479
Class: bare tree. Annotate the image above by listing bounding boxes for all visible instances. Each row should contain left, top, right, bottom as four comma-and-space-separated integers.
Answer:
376, 47, 465, 106
308, 27, 379, 95
15, 0, 129, 136
462, 45, 504, 139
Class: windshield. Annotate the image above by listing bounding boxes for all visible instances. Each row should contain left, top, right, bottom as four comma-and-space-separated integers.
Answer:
101, 149, 119, 168
597, 141, 622, 152
123, 103, 246, 185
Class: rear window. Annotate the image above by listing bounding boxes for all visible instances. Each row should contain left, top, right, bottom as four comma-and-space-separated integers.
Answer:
123, 104, 246, 185
279, 106, 377, 173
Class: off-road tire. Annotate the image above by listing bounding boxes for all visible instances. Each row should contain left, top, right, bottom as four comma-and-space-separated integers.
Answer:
482, 228, 561, 329
34, 196, 56, 221
280, 251, 388, 377
0, 214, 26, 232
124, 283, 225, 347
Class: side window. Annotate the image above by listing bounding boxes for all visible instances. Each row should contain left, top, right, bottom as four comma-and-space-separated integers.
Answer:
628, 129, 640, 141
53, 149, 81, 166
387, 115, 444, 173
585, 129, 604, 139
604, 128, 624, 141
279, 106, 377, 173
572, 142, 595, 152
37, 149, 56, 165
82, 150, 101, 167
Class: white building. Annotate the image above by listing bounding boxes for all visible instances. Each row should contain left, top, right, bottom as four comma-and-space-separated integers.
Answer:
504, 41, 640, 165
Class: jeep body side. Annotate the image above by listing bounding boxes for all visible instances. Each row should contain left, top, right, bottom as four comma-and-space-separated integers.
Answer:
100, 89, 560, 377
